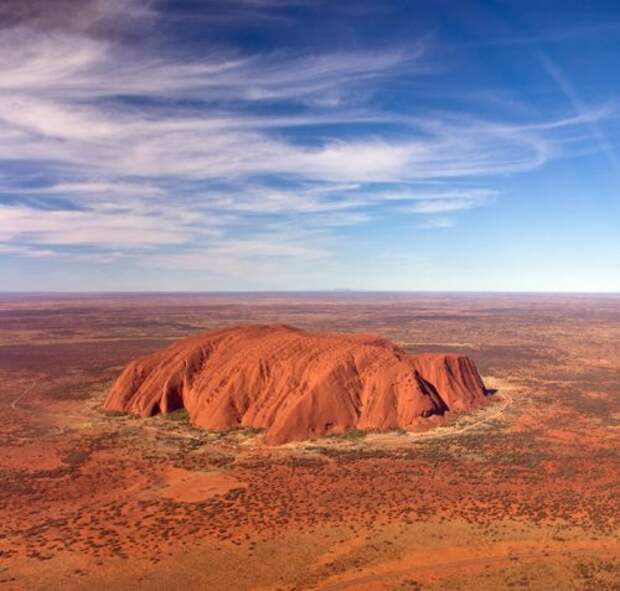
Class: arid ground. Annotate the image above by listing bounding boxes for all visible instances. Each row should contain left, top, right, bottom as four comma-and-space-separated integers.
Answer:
1, 293, 619, 590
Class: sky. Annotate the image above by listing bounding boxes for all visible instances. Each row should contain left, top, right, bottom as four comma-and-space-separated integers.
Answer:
0, 0, 619, 292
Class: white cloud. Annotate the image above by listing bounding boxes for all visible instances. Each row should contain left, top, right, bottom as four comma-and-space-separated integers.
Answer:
0, 0, 611, 273
142, 235, 329, 283
397, 188, 495, 214
0, 243, 57, 257
28, 181, 165, 197
415, 217, 455, 229
406, 199, 484, 214
0, 203, 217, 247
0, 0, 155, 34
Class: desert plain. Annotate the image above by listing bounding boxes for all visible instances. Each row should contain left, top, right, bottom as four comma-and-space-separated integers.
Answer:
0, 292, 619, 590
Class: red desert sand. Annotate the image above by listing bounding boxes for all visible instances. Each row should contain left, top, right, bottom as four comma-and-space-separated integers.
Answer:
103, 324, 488, 444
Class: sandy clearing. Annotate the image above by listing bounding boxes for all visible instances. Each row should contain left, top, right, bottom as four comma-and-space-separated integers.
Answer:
157, 467, 246, 503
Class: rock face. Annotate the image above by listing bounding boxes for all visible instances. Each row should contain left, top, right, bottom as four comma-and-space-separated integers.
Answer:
103, 325, 488, 444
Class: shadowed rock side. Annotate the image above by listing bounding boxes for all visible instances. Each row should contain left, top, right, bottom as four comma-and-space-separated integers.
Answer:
103, 325, 488, 444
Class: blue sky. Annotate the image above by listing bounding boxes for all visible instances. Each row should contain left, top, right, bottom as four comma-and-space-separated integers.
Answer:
1, 0, 619, 291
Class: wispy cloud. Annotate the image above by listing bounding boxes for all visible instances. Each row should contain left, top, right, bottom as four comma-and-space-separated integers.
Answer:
397, 189, 495, 214
0, 0, 612, 281
534, 51, 619, 172
0, 243, 57, 257
0, 202, 216, 247
414, 217, 455, 230
0, 0, 155, 35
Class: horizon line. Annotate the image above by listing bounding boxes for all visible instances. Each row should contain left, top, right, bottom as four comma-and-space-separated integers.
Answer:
2, 290, 620, 296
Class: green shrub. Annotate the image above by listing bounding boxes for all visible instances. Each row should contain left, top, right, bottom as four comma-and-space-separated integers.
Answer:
335, 428, 367, 440
166, 408, 190, 422
103, 410, 126, 418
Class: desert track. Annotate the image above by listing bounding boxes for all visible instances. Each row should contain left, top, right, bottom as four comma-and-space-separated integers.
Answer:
10, 381, 38, 412
405, 388, 514, 442
315, 542, 617, 591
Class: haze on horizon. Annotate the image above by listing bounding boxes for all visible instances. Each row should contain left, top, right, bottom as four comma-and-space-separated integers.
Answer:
1, 0, 619, 292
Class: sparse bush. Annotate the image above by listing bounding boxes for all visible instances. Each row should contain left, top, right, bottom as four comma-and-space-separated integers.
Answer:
334, 429, 367, 440
165, 408, 190, 422
103, 410, 126, 418
63, 450, 90, 466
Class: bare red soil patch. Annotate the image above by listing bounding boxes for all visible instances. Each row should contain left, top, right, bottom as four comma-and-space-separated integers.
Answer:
0, 442, 63, 471
157, 467, 245, 503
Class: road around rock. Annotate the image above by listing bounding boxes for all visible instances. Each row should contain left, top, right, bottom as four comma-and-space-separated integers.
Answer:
10, 381, 38, 412
405, 387, 514, 442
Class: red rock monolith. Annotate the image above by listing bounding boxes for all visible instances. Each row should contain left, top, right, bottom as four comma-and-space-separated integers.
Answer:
103, 324, 488, 444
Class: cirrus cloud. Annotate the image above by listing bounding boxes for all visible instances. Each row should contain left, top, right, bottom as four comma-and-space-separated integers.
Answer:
0, 0, 611, 281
